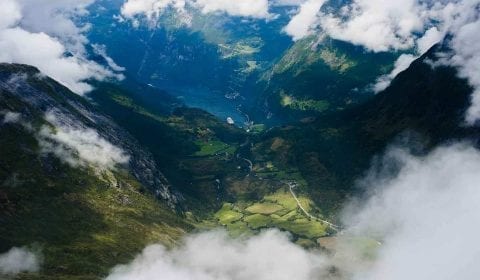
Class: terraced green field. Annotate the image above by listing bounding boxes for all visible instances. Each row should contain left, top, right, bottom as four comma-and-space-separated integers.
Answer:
212, 189, 330, 241
280, 92, 330, 112
193, 140, 237, 157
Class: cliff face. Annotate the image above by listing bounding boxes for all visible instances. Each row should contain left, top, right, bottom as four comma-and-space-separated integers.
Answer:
0, 63, 180, 207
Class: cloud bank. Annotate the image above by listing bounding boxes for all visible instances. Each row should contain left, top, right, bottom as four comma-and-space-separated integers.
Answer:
283, 0, 325, 41
343, 143, 480, 279
448, 19, 480, 125
120, 0, 188, 23
37, 111, 130, 169
281, 0, 480, 123
106, 230, 327, 280
1, 111, 22, 124
0, 247, 40, 276
194, 0, 271, 19
120, 0, 272, 23
372, 54, 416, 93
106, 143, 480, 279
0, 0, 122, 95
318, 0, 426, 52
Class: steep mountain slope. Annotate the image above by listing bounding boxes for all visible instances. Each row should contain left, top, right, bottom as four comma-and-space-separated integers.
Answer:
87, 79, 337, 241
86, 42, 480, 234
87, 0, 294, 125
88, 81, 247, 212
253, 36, 396, 123
0, 64, 192, 278
0, 64, 181, 206
1, 40, 477, 278
256, 43, 479, 210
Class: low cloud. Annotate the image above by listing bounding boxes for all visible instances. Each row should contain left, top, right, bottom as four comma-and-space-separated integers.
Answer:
317, 0, 426, 52
0, 0, 123, 95
285, 0, 460, 53
92, 44, 126, 72
120, 0, 188, 23
106, 230, 328, 280
1, 111, 22, 124
343, 143, 480, 279
120, 0, 272, 24
106, 143, 480, 279
448, 20, 480, 125
0, 247, 40, 276
193, 0, 271, 19
37, 111, 130, 169
272, 0, 306, 6
281, 0, 480, 122
372, 54, 416, 93
283, 0, 325, 41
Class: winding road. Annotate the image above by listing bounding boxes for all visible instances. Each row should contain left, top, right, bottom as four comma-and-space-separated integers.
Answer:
286, 181, 340, 231
236, 148, 340, 231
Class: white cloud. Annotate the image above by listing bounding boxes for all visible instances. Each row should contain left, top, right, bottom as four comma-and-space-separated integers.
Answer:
38, 111, 130, 169
120, 0, 273, 23
283, 0, 326, 40
17, 0, 95, 53
106, 143, 480, 279
1, 111, 22, 124
0, 0, 123, 95
448, 20, 480, 125
120, 0, 187, 22
194, 0, 271, 19
0, 0, 21, 29
282, 0, 480, 123
106, 230, 328, 280
272, 0, 305, 6
0, 247, 40, 276
373, 54, 416, 93
343, 143, 480, 279
92, 44, 126, 72
416, 26, 443, 54
283, 0, 449, 52
318, 0, 425, 52
0, 28, 119, 94
370, 26, 442, 92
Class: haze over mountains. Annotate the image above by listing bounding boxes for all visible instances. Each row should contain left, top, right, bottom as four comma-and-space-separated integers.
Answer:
1, 0, 480, 279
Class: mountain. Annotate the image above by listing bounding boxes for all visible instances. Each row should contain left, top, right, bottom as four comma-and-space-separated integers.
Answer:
0, 62, 341, 279
0, 64, 192, 278
86, 80, 337, 242
253, 36, 396, 123
87, 0, 294, 125
1, 40, 477, 279
253, 43, 479, 209
86, 2, 402, 127
87, 80, 248, 213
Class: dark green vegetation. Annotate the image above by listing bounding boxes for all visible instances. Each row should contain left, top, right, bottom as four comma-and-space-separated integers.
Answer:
253, 36, 397, 123
89, 81, 248, 213
254, 44, 479, 212
88, 79, 335, 239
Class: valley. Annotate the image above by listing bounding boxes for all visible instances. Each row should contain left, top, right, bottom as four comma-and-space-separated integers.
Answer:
1, 0, 480, 279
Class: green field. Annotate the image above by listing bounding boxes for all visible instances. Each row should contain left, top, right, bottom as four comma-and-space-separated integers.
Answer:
211, 190, 329, 240
193, 140, 237, 157
280, 92, 330, 112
